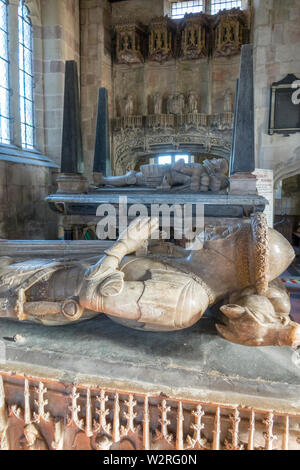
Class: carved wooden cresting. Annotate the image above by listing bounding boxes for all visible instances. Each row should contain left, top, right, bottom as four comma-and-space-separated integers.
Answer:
1, 373, 299, 451
148, 16, 176, 63
180, 13, 209, 60
213, 9, 249, 57
114, 20, 146, 64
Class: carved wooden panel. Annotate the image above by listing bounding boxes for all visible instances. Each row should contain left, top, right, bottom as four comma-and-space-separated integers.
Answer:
213, 8, 249, 57
148, 16, 176, 63
1, 372, 300, 450
115, 21, 146, 65
180, 13, 209, 60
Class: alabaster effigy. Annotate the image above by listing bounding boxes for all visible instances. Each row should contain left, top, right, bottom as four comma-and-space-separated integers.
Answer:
0, 213, 298, 347
95, 158, 229, 192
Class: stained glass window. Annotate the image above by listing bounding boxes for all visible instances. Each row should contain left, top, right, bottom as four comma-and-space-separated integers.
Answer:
0, 0, 10, 144
18, 0, 34, 149
171, 1, 204, 19
211, 0, 242, 15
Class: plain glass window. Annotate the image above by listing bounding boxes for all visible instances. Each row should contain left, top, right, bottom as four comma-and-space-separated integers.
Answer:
0, 0, 10, 144
18, 0, 35, 149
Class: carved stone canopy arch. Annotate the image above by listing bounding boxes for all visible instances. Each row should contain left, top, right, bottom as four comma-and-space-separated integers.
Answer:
112, 129, 232, 175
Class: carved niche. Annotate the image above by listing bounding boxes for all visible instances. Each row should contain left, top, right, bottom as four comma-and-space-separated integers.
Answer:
213, 9, 249, 57
148, 16, 176, 63
115, 20, 146, 64
180, 13, 209, 60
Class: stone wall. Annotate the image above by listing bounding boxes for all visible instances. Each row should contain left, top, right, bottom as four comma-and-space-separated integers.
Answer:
0, 161, 57, 240
80, 0, 113, 177
40, 0, 81, 165
253, 0, 300, 186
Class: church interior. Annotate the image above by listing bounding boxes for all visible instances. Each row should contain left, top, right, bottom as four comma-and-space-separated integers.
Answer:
0, 0, 300, 452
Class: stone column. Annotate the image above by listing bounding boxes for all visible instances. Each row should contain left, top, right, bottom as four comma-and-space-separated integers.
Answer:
56, 61, 88, 194
93, 88, 111, 185
230, 44, 257, 195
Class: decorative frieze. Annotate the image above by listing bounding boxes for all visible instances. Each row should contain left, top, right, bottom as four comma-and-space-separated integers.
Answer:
180, 13, 209, 59
146, 114, 176, 129
148, 16, 176, 63
213, 9, 249, 57
115, 20, 146, 64
1, 373, 300, 450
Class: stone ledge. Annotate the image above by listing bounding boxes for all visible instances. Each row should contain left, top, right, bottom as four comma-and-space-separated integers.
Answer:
0, 316, 300, 413
0, 144, 59, 169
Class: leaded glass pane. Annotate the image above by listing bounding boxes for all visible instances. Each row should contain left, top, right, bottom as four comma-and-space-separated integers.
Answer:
0, 0, 10, 144
171, 1, 204, 19
18, 0, 35, 149
211, 0, 242, 15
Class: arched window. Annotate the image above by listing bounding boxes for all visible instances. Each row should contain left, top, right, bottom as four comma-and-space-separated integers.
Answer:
0, 0, 10, 144
18, 0, 34, 149
211, 0, 242, 15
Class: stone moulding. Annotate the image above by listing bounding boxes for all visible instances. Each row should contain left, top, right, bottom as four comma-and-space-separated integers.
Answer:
0, 372, 299, 450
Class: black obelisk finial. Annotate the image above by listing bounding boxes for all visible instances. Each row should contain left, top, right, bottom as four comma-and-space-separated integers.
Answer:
230, 44, 256, 194
93, 88, 111, 178
61, 60, 84, 174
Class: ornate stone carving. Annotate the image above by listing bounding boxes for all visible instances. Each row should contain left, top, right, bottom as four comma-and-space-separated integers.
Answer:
224, 88, 233, 112
1, 373, 300, 450
115, 20, 146, 64
188, 91, 199, 114
124, 95, 134, 116
148, 16, 176, 63
153, 92, 162, 115
180, 13, 209, 59
213, 9, 249, 57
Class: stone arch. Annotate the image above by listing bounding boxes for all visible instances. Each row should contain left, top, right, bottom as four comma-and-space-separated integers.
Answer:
113, 131, 232, 175
274, 150, 300, 188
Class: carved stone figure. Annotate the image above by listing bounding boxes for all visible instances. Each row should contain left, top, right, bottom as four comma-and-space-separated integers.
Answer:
0, 213, 298, 347
95, 158, 229, 193
188, 91, 198, 114
21, 424, 48, 450
124, 95, 134, 116
176, 93, 186, 115
224, 88, 233, 112
153, 92, 162, 115
167, 94, 175, 114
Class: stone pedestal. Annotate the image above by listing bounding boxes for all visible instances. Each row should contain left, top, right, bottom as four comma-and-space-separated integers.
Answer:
229, 172, 257, 195
56, 173, 88, 194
